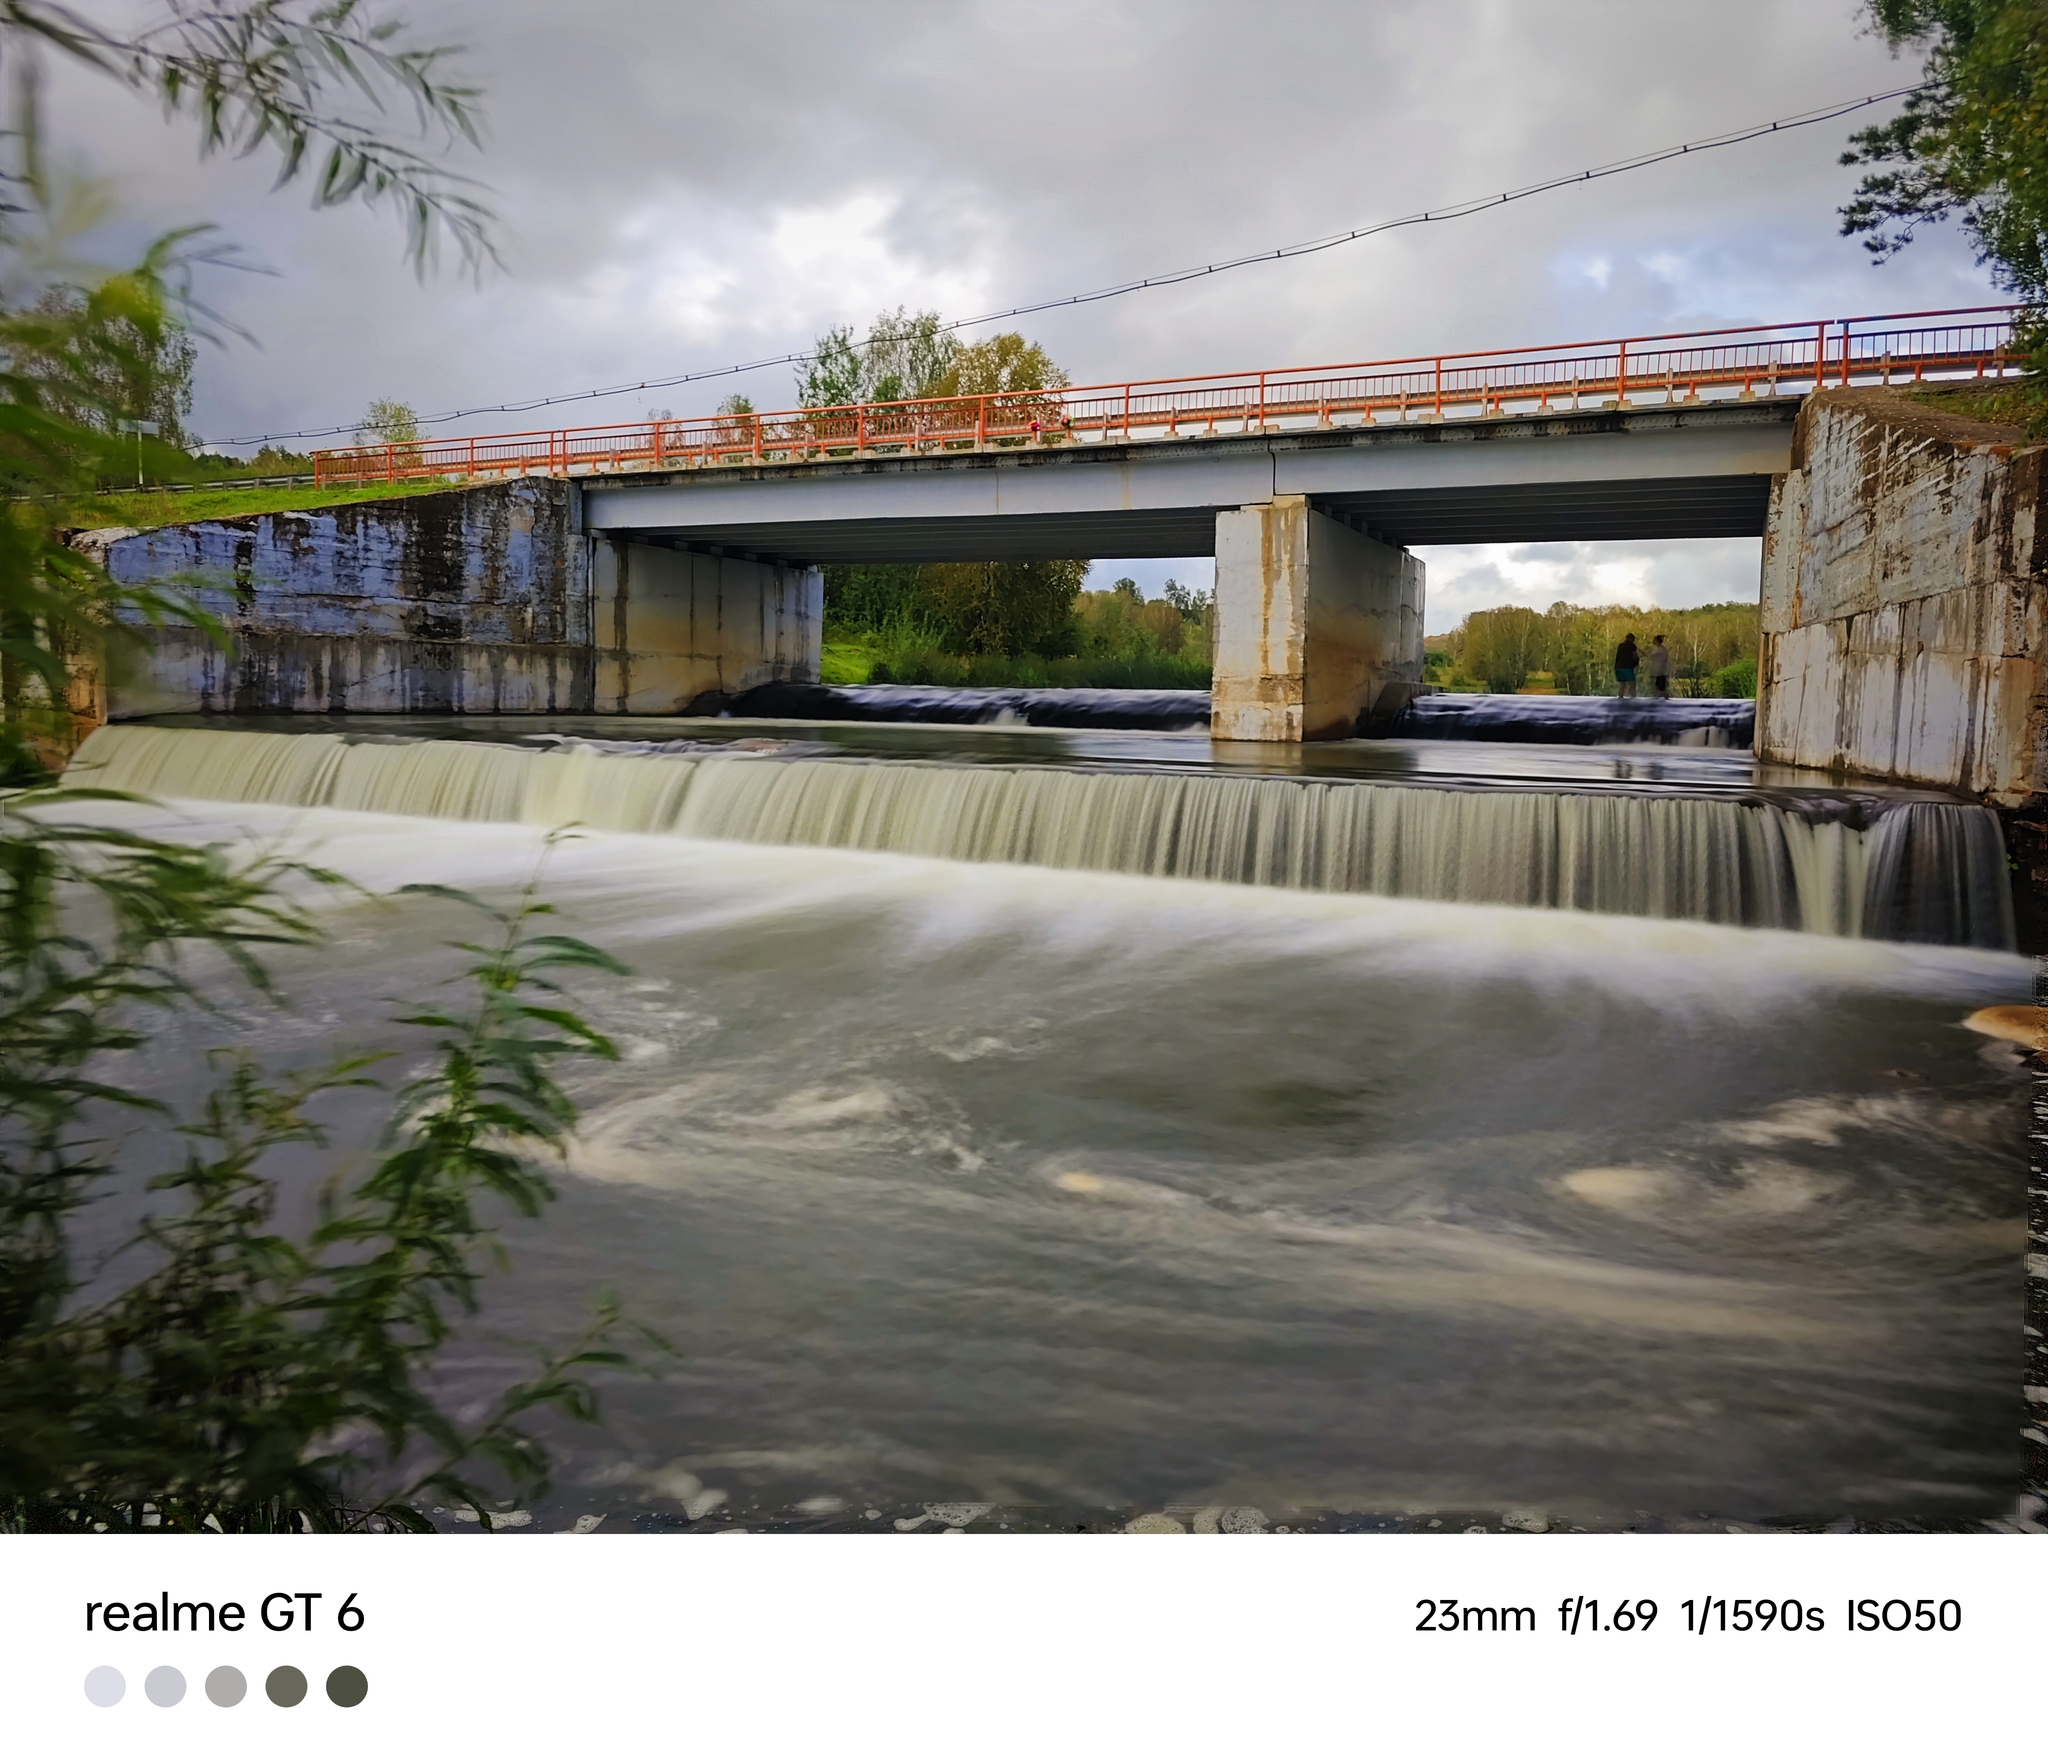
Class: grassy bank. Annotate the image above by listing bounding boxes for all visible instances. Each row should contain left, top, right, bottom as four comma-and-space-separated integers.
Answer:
821, 628, 1210, 689
68, 477, 459, 531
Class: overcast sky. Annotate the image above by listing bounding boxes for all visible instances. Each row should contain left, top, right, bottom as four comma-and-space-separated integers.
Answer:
48, 1, 1993, 628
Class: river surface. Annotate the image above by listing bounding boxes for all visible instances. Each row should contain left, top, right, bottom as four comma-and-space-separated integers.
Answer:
49, 763, 2031, 1532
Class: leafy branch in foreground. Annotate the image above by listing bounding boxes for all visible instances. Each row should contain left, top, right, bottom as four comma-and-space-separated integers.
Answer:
0, 812, 659, 1532
1, 0, 498, 275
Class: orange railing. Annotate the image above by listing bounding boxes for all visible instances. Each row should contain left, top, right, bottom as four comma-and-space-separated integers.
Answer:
312, 306, 2023, 489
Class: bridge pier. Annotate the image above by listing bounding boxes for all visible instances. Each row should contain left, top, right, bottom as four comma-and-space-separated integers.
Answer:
1210, 496, 1424, 741
595, 539, 822, 713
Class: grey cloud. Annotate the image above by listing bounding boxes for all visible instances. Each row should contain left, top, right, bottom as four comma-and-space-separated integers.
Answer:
35, 1, 1992, 611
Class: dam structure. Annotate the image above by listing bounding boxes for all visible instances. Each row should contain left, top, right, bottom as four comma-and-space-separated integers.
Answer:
30, 312, 2037, 1531
66, 722, 2017, 950
67, 305, 2038, 951
84, 306, 2017, 743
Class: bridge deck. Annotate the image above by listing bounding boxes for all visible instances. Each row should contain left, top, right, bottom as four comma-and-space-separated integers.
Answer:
577, 399, 1796, 562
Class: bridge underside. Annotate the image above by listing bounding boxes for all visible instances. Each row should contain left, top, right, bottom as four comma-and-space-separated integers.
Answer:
614, 474, 1774, 565
580, 402, 1793, 566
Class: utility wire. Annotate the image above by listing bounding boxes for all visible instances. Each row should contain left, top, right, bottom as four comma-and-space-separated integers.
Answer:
217, 83, 1931, 448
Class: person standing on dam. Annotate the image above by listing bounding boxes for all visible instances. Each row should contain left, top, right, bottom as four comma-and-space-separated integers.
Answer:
1614, 634, 1640, 698
1647, 635, 1672, 700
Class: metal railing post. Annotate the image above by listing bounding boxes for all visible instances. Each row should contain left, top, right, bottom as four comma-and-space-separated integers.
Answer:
1433, 358, 1442, 419
753, 415, 762, 461
386, 444, 395, 484
1615, 340, 1627, 407
977, 397, 986, 447
468, 436, 476, 479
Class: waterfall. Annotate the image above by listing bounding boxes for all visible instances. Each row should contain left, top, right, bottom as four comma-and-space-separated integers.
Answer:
61, 726, 2015, 947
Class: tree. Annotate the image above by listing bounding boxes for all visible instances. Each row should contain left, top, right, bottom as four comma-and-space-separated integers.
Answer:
918, 558, 1086, 656
1841, 3, 2048, 418
0, 6, 656, 1533
1160, 577, 1211, 626
805, 311, 1087, 656
3, 0, 497, 277
356, 398, 421, 447
1842, 3, 2048, 284
796, 307, 957, 408
935, 331, 1069, 398
14, 286, 196, 450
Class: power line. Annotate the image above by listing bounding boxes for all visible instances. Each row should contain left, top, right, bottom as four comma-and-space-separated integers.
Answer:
216, 82, 1930, 448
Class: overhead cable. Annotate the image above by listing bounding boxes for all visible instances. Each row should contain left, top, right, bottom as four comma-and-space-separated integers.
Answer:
217, 83, 1931, 447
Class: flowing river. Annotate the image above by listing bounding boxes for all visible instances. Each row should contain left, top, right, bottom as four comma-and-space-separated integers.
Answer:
45, 717, 2033, 1530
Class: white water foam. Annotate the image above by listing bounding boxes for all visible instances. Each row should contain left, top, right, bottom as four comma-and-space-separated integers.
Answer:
65, 725, 2014, 944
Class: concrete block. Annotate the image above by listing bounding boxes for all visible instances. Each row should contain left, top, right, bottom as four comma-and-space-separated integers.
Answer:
1756, 391, 2048, 802
1210, 496, 1423, 742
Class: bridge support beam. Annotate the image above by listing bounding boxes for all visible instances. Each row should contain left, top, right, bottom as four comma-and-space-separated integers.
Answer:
594, 539, 822, 713
1210, 496, 1424, 741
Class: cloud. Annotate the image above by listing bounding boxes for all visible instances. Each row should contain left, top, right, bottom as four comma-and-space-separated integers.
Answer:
27, 0, 1991, 616
1416, 540, 1763, 633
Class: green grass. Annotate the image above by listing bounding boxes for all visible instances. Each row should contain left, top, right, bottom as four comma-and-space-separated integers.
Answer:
68, 477, 460, 531
1901, 379, 2035, 429
821, 627, 1210, 689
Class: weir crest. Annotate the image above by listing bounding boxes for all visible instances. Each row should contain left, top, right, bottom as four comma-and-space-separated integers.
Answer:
62, 725, 2016, 949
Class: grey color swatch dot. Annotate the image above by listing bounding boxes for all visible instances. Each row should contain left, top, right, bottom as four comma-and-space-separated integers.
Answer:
144, 1666, 186, 1707
264, 1665, 307, 1707
83, 1666, 124, 1707
205, 1666, 247, 1707
325, 1665, 368, 1708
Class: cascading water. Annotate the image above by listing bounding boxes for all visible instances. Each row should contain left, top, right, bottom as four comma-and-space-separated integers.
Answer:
65, 724, 2014, 947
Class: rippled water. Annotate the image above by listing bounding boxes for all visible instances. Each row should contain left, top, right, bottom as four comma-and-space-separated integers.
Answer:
56, 794, 2030, 1530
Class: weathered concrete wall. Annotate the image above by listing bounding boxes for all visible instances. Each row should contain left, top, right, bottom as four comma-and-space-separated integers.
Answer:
1211, 496, 1424, 741
593, 540, 822, 713
83, 477, 595, 717
1757, 389, 2048, 802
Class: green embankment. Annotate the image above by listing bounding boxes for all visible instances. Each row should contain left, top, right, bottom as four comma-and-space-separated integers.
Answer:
820, 629, 1211, 690
69, 477, 458, 531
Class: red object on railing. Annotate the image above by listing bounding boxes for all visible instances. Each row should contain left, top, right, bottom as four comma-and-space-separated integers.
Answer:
309, 306, 2023, 490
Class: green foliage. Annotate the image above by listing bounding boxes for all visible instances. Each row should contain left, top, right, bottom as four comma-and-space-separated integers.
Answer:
806, 314, 1094, 661
15, 285, 196, 452
1709, 655, 1759, 699
1436, 601, 1761, 696
919, 559, 1088, 657
7, 0, 499, 275
0, 2, 504, 769
797, 307, 957, 408
795, 308, 1076, 413
827, 574, 1212, 687
1842, 2, 2048, 289
67, 476, 451, 533
0, 5, 652, 1537
1841, 3, 2048, 425
356, 398, 421, 447
0, 259, 225, 775
0, 824, 653, 1532
190, 445, 316, 478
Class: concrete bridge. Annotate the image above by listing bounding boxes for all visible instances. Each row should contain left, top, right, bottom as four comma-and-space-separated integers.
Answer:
306, 306, 2017, 743
579, 399, 1796, 739
89, 308, 2033, 762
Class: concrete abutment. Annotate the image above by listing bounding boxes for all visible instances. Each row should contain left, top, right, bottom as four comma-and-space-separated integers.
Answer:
1210, 496, 1424, 741
76, 477, 823, 722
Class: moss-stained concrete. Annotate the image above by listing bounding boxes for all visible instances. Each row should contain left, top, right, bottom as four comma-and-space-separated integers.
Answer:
1757, 388, 2048, 803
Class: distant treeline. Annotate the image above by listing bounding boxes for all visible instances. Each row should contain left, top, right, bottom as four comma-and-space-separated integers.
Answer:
823, 565, 1211, 687
1427, 601, 1760, 698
